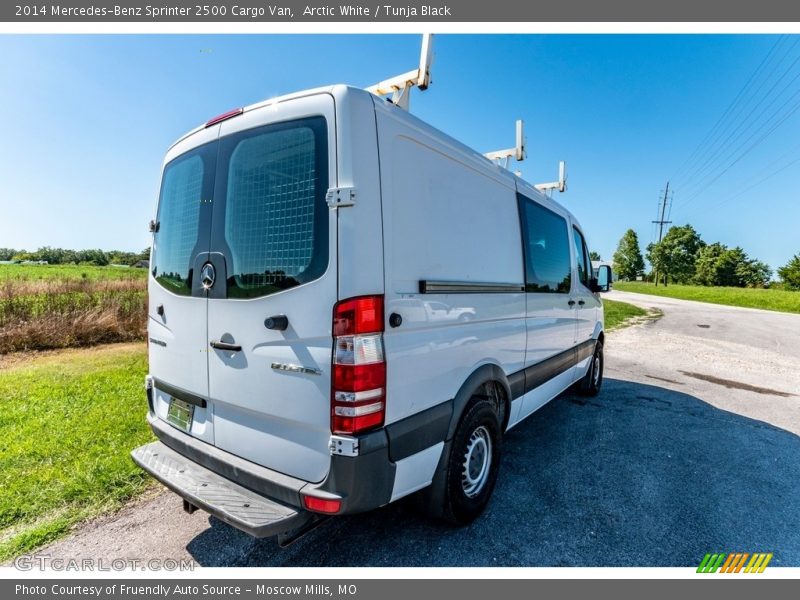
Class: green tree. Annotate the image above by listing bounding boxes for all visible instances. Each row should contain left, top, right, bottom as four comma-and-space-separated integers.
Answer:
694, 243, 771, 287
646, 224, 704, 285
134, 247, 151, 265
612, 229, 645, 281
694, 242, 727, 286
589, 251, 601, 261
737, 259, 771, 288
778, 253, 800, 290
0, 248, 18, 261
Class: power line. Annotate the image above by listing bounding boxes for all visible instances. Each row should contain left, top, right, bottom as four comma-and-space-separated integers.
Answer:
674, 40, 800, 199
674, 88, 800, 211
672, 36, 797, 190
683, 144, 800, 221
669, 35, 788, 185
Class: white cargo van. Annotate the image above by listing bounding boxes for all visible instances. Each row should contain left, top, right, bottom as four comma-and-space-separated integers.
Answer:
132, 83, 612, 542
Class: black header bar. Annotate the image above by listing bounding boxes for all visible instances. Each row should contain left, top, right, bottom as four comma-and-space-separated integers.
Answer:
4, 0, 800, 22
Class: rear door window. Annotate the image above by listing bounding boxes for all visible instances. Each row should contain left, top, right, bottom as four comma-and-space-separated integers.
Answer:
215, 117, 329, 299
151, 147, 214, 296
518, 197, 572, 293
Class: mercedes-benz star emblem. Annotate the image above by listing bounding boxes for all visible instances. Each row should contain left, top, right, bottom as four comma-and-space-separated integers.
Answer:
201, 262, 215, 290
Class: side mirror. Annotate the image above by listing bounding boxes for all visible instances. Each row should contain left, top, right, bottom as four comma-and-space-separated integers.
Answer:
592, 264, 612, 293
148, 219, 160, 233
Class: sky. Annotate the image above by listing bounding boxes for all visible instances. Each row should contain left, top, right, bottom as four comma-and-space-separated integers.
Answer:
0, 34, 798, 272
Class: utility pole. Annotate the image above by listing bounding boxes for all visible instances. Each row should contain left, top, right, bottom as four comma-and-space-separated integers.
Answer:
652, 181, 672, 287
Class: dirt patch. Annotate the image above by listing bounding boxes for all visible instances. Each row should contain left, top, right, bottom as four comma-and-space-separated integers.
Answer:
608, 307, 664, 331
679, 371, 796, 398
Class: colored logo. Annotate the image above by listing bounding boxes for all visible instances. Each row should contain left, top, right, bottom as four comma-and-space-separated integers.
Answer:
697, 552, 772, 573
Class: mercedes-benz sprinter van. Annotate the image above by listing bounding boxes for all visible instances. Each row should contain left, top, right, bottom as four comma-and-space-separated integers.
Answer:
132, 84, 612, 542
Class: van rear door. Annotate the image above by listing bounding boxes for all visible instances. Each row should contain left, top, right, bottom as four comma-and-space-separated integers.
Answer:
148, 127, 218, 445
205, 96, 337, 484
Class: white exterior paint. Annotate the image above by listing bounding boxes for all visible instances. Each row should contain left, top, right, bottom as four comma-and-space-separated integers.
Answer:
148, 84, 605, 508
390, 442, 445, 502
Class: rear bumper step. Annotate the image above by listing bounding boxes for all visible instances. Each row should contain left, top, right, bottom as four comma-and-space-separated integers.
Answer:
132, 441, 312, 538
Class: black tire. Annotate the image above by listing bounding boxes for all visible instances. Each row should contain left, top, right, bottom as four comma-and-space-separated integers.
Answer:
579, 340, 603, 396
440, 400, 503, 524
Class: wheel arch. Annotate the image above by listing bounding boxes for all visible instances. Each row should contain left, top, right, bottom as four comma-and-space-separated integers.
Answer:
446, 363, 512, 441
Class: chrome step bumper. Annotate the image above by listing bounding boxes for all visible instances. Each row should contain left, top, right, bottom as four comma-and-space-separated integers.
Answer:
132, 441, 312, 538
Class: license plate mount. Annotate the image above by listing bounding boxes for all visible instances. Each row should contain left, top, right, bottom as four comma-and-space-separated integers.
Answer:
167, 398, 194, 432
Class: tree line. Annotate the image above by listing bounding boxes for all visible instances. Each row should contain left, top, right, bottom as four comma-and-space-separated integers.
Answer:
0, 247, 150, 267
611, 225, 800, 290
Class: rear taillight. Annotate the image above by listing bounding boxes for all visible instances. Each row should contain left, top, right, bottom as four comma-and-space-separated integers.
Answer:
331, 295, 385, 434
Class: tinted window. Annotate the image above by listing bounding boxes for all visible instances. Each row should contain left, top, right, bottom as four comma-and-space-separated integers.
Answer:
219, 118, 328, 298
519, 197, 572, 293
573, 227, 590, 287
152, 152, 207, 295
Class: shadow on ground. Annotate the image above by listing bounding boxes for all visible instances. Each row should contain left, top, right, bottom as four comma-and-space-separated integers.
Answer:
184, 378, 800, 567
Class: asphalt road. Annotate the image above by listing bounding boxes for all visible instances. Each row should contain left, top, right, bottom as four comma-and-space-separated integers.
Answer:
35, 291, 800, 566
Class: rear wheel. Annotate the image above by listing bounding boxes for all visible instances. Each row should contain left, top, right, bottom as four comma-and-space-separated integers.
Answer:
441, 400, 502, 524
579, 340, 603, 396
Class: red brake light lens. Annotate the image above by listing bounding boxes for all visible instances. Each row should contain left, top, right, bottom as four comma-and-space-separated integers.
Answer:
205, 107, 243, 128
333, 295, 384, 336
332, 410, 384, 435
333, 362, 386, 392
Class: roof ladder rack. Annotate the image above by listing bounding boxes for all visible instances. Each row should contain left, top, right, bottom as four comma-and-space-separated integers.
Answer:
484, 119, 526, 169
366, 34, 433, 111
535, 160, 568, 195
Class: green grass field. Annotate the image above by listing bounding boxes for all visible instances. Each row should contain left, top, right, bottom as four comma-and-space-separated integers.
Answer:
0, 343, 153, 561
614, 281, 800, 314
0, 263, 147, 282
603, 298, 649, 330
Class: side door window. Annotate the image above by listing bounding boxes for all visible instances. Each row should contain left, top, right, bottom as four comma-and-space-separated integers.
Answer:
519, 198, 572, 294
572, 227, 591, 290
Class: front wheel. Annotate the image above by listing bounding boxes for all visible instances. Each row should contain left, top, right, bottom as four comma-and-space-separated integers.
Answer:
442, 400, 502, 524
579, 340, 603, 396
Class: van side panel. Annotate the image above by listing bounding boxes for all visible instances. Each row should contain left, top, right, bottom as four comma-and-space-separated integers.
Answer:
335, 88, 385, 300
375, 103, 527, 428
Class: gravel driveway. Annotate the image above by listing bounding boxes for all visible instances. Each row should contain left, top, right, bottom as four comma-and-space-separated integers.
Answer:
26, 291, 800, 567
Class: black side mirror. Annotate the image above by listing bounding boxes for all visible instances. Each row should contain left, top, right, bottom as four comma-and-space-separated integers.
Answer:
592, 264, 612, 293
148, 219, 160, 233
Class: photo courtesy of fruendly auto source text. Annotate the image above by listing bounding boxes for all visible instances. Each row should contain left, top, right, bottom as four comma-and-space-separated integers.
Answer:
0, 0, 799, 597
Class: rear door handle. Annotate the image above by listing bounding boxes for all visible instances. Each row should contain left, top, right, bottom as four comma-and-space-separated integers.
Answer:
578, 299, 585, 306
210, 340, 242, 352
568, 300, 576, 307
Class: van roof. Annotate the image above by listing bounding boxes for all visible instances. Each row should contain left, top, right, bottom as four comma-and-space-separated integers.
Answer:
168, 84, 578, 224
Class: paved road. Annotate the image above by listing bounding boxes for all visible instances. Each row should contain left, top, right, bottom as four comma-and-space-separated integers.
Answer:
33, 292, 800, 567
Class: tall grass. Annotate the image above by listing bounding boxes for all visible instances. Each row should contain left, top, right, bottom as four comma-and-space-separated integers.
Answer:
0, 273, 147, 353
